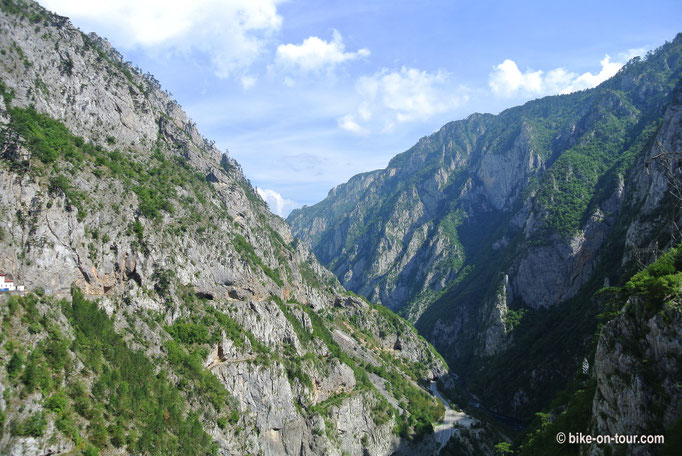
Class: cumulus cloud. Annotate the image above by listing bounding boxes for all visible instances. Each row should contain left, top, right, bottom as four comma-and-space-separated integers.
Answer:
256, 187, 299, 217
489, 50, 645, 98
489, 60, 544, 97
42, 0, 284, 78
275, 30, 370, 73
340, 67, 468, 133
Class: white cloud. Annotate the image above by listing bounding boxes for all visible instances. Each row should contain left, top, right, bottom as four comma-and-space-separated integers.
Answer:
340, 67, 468, 133
560, 55, 622, 93
620, 48, 648, 62
337, 114, 368, 135
489, 60, 545, 97
241, 75, 257, 90
275, 30, 370, 72
489, 50, 646, 98
41, 0, 284, 78
256, 187, 299, 217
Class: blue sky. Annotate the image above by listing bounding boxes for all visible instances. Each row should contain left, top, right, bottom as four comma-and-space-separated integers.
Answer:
41, 0, 681, 216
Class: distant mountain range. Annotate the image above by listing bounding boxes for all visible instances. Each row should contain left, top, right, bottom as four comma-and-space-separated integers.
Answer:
1, 0, 680, 454
289, 34, 682, 454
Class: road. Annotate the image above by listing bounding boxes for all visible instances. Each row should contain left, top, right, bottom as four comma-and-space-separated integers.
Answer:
430, 382, 476, 454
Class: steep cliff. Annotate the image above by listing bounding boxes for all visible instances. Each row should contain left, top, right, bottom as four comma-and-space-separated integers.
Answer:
289, 34, 682, 425
516, 243, 682, 456
0, 1, 452, 455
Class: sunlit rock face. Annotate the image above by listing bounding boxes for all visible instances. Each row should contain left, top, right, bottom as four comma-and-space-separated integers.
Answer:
0, 1, 454, 455
289, 34, 682, 425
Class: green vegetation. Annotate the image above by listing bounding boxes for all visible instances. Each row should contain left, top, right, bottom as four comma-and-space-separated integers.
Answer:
12, 412, 46, 437
166, 320, 212, 345
208, 306, 268, 353
131, 219, 144, 245
495, 442, 514, 455
133, 183, 174, 219
166, 301, 268, 356
272, 296, 313, 345
370, 394, 393, 426
163, 340, 229, 412
1, 290, 218, 454
299, 261, 324, 289
620, 241, 682, 313
273, 295, 443, 436
535, 104, 659, 237
369, 360, 443, 439
0, 105, 223, 231
162, 302, 271, 412
517, 381, 596, 455
232, 234, 283, 286
503, 307, 526, 331
0, 79, 15, 105
6, 106, 78, 164
49, 174, 88, 221
67, 288, 218, 454
515, 242, 682, 455
437, 209, 466, 271
309, 392, 350, 417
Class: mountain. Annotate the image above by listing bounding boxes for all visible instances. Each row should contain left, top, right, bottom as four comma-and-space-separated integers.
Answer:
289, 33, 682, 450
513, 241, 682, 455
0, 1, 465, 455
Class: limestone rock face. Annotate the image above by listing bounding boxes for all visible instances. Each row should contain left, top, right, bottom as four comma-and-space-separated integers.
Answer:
480, 274, 512, 357
587, 304, 682, 456
476, 122, 543, 211
289, 35, 682, 423
581, 86, 682, 456
512, 203, 618, 309
0, 2, 451, 455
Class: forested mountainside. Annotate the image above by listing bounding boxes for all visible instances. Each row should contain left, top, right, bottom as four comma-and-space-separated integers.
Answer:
289, 34, 682, 453
0, 1, 459, 455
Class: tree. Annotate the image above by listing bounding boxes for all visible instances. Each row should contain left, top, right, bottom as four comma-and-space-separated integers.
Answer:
495, 442, 514, 455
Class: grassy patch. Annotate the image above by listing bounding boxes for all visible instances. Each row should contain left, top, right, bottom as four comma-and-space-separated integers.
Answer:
232, 234, 283, 286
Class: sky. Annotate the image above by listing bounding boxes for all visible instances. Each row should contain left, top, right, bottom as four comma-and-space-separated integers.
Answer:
40, 0, 682, 217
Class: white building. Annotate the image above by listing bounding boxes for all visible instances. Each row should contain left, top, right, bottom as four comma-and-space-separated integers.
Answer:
0, 274, 24, 292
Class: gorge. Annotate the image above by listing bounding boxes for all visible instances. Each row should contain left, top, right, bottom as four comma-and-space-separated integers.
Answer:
1, 1, 681, 455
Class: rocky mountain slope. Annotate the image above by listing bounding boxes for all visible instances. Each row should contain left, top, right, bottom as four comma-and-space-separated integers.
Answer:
0, 1, 457, 455
289, 33, 682, 452
515, 242, 681, 456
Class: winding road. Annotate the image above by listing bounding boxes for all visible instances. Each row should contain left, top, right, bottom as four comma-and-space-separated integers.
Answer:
430, 382, 476, 454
